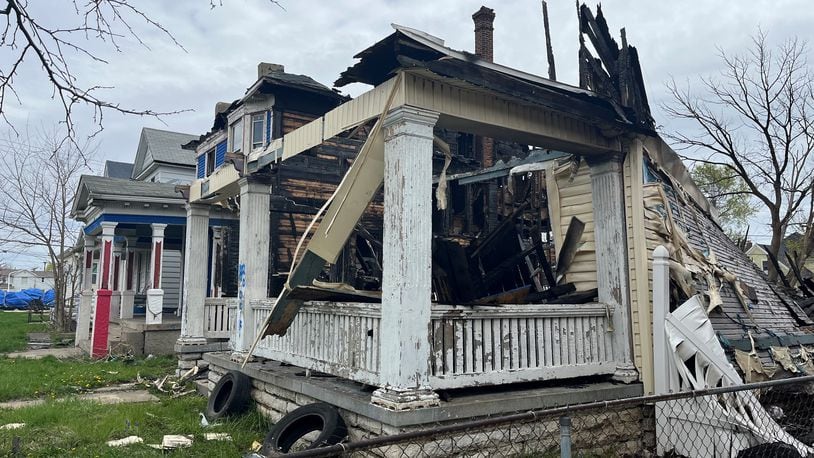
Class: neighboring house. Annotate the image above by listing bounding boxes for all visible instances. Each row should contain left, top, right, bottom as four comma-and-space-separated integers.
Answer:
746, 243, 784, 275
746, 233, 814, 279
102, 160, 134, 180
0, 267, 11, 290
6, 270, 54, 291
132, 128, 200, 184
71, 127, 236, 356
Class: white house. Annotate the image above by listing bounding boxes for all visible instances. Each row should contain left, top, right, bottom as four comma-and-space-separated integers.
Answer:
6, 270, 54, 292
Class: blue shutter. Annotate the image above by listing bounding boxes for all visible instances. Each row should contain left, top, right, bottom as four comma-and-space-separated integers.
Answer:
215, 141, 227, 167
266, 110, 272, 144
196, 155, 205, 179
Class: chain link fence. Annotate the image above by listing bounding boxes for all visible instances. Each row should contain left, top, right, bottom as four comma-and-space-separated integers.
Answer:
280, 376, 814, 457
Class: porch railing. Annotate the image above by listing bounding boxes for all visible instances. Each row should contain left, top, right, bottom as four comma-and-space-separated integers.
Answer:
250, 300, 617, 389
203, 298, 237, 339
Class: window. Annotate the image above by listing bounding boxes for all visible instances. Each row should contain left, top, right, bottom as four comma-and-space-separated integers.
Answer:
762, 260, 769, 273
251, 113, 265, 150
206, 147, 216, 175
230, 119, 243, 153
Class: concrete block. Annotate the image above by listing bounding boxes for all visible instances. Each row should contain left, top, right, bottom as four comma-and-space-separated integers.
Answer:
196, 361, 209, 370
294, 392, 317, 407
178, 360, 196, 371
251, 390, 277, 409
255, 404, 275, 421
264, 383, 296, 402
354, 414, 383, 436
178, 352, 202, 361
120, 331, 145, 356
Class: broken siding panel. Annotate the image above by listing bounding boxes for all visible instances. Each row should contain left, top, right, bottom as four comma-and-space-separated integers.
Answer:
282, 111, 316, 134
283, 117, 323, 159
272, 139, 383, 278
323, 77, 402, 140
552, 159, 597, 291
641, 162, 804, 370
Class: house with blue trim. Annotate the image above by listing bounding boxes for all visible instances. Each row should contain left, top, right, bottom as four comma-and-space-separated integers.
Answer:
71, 127, 237, 356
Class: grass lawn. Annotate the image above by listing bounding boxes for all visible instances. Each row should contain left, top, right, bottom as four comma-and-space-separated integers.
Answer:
0, 311, 270, 456
0, 355, 178, 402
0, 310, 177, 402
0, 311, 49, 353
0, 394, 269, 457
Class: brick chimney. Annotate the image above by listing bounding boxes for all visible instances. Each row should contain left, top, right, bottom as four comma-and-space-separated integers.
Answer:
473, 6, 495, 168
258, 62, 285, 78
215, 102, 231, 118
472, 6, 495, 62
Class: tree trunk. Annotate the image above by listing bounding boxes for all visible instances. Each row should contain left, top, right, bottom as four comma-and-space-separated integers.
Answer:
768, 216, 785, 283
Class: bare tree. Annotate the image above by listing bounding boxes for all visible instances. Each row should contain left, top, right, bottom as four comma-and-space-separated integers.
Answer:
0, 0, 191, 141
0, 128, 91, 330
664, 31, 814, 282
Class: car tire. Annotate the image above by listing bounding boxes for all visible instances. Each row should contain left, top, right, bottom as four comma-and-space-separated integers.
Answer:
261, 403, 347, 455
205, 370, 251, 420
736, 442, 802, 458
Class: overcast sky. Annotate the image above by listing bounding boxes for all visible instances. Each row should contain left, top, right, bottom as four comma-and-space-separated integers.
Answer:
2, 0, 813, 268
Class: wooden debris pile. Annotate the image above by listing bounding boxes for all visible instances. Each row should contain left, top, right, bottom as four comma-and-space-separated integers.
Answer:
135, 365, 203, 399
431, 160, 596, 305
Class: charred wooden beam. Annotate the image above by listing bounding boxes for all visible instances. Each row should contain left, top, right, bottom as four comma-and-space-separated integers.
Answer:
556, 216, 585, 278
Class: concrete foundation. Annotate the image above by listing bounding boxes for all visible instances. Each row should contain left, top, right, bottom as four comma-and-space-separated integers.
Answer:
204, 352, 652, 455
175, 341, 230, 376
108, 315, 181, 356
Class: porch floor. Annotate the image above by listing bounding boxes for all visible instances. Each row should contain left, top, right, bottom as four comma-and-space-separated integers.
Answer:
204, 351, 643, 428
110, 313, 181, 331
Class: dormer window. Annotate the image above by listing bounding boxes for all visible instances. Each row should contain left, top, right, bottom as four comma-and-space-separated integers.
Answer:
230, 119, 243, 153
251, 113, 265, 150
206, 147, 216, 175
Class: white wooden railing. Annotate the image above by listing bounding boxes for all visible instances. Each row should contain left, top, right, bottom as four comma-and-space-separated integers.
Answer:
203, 298, 237, 339
250, 300, 617, 389
428, 303, 616, 388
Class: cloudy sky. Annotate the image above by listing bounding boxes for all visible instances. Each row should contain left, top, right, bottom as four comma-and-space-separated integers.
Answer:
2, 0, 813, 268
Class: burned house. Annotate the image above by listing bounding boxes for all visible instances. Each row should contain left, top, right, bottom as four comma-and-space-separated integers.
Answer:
167, 4, 814, 453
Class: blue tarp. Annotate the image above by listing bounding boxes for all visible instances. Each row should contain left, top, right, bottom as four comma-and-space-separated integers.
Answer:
0, 288, 55, 310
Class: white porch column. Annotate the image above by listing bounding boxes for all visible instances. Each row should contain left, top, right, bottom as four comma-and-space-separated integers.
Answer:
179, 203, 210, 346
146, 223, 167, 325
110, 241, 123, 320
119, 238, 136, 319
75, 234, 96, 349
587, 154, 639, 383
234, 176, 271, 353
371, 106, 440, 410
